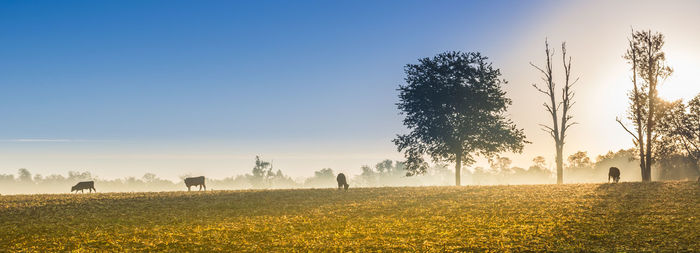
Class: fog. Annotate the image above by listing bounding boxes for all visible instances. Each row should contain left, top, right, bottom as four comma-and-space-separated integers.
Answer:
2, 149, 697, 195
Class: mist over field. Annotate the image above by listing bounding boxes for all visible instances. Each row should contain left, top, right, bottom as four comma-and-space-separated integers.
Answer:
3, 149, 697, 195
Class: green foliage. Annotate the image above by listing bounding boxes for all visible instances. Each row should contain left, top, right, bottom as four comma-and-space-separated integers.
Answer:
394, 51, 527, 176
1, 182, 698, 251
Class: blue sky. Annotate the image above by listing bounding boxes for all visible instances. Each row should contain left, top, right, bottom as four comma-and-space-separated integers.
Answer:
2, 0, 699, 180
1, 1, 538, 142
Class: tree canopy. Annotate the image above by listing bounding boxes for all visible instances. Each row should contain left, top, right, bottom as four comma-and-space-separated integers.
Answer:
394, 51, 527, 185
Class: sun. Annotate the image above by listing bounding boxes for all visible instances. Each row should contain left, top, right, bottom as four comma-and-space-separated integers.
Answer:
658, 46, 700, 102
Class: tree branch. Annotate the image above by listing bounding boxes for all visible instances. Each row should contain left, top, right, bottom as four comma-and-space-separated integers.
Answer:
616, 117, 640, 142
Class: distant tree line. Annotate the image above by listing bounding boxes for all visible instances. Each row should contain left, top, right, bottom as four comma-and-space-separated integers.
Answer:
6, 147, 697, 195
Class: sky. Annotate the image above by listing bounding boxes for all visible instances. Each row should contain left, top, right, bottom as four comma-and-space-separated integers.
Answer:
1, 0, 700, 181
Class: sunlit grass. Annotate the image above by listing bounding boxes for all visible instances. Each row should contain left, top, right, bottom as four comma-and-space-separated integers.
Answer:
1, 182, 698, 251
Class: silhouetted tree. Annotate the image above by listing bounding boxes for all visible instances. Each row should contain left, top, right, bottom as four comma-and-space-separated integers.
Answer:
18, 168, 32, 183
617, 29, 673, 181
248, 156, 273, 188
489, 156, 513, 175
532, 156, 547, 169
657, 95, 700, 161
531, 39, 579, 184
394, 51, 527, 186
67, 171, 93, 181
0, 174, 14, 183
304, 168, 335, 187
568, 151, 593, 169
565, 151, 594, 181
527, 156, 553, 182
655, 95, 700, 179
142, 173, 157, 183
357, 165, 377, 186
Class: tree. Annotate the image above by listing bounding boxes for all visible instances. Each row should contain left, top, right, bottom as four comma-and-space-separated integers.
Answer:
655, 95, 700, 179
394, 51, 527, 186
617, 29, 673, 181
489, 156, 513, 175
657, 94, 700, 161
375, 160, 394, 174
527, 156, 553, 181
566, 151, 593, 182
357, 165, 377, 186
142, 173, 157, 183
267, 169, 297, 188
304, 168, 335, 187
532, 156, 547, 169
248, 156, 273, 188
531, 39, 579, 184
567, 151, 592, 169
18, 168, 32, 182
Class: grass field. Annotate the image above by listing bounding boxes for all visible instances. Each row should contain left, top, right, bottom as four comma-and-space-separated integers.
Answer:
1, 182, 699, 252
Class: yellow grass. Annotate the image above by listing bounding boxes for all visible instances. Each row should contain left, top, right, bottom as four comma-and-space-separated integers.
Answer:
1, 182, 699, 252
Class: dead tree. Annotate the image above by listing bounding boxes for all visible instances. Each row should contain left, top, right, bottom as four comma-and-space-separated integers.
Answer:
531, 39, 579, 184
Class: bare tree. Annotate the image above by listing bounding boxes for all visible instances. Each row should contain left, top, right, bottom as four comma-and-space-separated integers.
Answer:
617, 29, 672, 181
531, 39, 579, 184
617, 33, 646, 181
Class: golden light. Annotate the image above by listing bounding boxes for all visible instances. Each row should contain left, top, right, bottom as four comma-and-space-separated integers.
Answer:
659, 46, 700, 102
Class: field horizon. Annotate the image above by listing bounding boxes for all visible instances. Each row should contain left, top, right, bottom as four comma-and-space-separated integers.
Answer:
2, 181, 698, 251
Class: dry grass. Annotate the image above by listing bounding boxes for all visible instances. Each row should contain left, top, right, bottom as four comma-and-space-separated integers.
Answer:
1, 182, 698, 252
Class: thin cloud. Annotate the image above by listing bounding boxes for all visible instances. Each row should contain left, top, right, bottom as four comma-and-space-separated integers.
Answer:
2, 139, 115, 143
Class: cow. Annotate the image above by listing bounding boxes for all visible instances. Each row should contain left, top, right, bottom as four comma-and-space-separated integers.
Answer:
184, 176, 206, 191
608, 167, 621, 183
71, 181, 96, 193
336, 173, 349, 191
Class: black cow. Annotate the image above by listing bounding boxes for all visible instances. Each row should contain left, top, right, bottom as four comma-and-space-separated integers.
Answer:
336, 173, 349, 191
608, 167, 620, 183
184, 176, 206, 191
71, 181, 96, 193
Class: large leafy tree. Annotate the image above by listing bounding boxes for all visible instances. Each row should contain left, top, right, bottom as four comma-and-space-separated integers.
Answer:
394, 51, 527, 186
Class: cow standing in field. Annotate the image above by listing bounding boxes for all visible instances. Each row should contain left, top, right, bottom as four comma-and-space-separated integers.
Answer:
336, 173, 349, 191
608, 167, 620, 183
71, 181, 96, 193
184, 176, 206, 191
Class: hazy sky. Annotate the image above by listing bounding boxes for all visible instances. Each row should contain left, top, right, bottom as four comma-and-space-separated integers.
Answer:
2, 0, 699, 180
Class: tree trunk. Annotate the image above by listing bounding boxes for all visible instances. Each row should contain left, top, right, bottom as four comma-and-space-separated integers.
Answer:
643, 41, 655, 182
556, 143, 563, 184
638, 142, 646, 181
455, 152, 461, 186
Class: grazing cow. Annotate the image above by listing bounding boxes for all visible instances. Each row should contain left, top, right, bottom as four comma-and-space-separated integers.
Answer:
71, 181, 96, 193
184, 176, 206, 191
336, 173, 349, 191
608, 167, 621, 183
